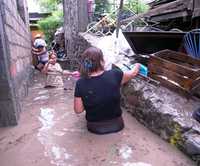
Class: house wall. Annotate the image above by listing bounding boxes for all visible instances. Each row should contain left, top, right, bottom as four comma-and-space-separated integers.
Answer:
0, 0, 33, 126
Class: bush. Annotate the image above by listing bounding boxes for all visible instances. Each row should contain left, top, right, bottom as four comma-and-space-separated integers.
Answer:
38, 11, 63, 45
94, 0, 111, 15
124, 0, 149, 14
39, 0, 62, 12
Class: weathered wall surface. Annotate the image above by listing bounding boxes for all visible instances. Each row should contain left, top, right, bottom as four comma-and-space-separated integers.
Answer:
121, 78, 200, 162
0, 0, 33, 126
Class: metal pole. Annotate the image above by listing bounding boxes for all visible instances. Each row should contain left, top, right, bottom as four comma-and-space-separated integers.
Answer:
116, 0, 124, 38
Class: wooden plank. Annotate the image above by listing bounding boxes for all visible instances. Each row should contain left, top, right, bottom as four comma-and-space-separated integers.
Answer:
154, 50, 200, 66
191, 80, 200, 98
152, 49, 200, 79
192, 76, 200, 88
151, 0, 178, 7
149, 57, 196, 78
149, 73, 191, 98
149, 55, 200, 79
148, 49, 200, 93
154, 4, 185, 16
121, 0, 186, 23
148, 64, 193, 90
151, 11, 189, 21
147, 0, 184, 16
159, 55, 200, 69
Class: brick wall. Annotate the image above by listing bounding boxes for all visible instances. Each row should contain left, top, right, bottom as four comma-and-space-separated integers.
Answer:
0, 0, 33, 126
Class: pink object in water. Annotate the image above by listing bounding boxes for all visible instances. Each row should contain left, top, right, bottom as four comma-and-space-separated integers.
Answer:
71, 71, 80, 79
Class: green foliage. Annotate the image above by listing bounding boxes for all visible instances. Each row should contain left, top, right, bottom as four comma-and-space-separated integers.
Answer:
94, 0, 112, 14
38, 11, 63, 44
39, 0, 62, 12
124, 0, 149, 14
94, 0, 149, 21
37, 0, 63, 45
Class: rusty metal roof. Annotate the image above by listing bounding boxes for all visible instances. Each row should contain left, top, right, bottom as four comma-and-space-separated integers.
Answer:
148, 0, 175, 8
193, 0, 200, 18
143, 0, 193, 21
124, 0, 199, 23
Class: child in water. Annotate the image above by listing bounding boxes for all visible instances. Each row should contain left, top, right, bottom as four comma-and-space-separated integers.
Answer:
42, 51, 80, 88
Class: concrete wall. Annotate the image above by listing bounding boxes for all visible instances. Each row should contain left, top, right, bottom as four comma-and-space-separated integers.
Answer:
121, 78, 200, 162
0, 0, 32, 126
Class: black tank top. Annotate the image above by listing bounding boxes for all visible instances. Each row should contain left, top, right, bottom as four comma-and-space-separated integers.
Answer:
74, 69, 123, 122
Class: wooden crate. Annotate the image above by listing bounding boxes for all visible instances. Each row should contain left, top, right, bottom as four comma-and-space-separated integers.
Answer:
148, 49, 200, 94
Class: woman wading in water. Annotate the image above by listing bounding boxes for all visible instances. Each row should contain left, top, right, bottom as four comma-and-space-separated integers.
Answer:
74, 47, 140, 134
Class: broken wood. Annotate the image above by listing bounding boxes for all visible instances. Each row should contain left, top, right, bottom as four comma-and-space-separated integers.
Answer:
148, 49, 200, 94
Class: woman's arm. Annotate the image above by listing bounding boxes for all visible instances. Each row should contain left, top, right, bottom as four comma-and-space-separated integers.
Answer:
121, 63, 140, 85
74, 97, 84, 114
62, 70, 71, 76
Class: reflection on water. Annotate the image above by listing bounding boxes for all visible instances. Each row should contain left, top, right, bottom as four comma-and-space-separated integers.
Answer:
37, 108, 71, 166
119, 145, 133, 159
123, 162, 152, 166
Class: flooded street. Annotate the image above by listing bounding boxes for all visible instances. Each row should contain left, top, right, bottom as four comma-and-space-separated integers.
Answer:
0, 73, 195, 166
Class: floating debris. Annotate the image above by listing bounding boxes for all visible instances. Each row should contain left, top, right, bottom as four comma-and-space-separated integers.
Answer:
33, 95, 49, 101
123, 162, 152, 166
119, 145, 133, 159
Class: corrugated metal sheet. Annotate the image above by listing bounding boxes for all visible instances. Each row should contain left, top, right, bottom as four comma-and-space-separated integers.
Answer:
193, 0, 200, 18
123, 0, 198, 23
144, 0, 193, 21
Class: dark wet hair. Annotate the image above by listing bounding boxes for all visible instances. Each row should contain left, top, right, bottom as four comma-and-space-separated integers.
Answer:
36, 45, 44, 49
80, 47, 104, 78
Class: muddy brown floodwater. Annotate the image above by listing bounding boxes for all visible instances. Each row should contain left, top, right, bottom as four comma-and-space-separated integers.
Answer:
0, 72, 196, 166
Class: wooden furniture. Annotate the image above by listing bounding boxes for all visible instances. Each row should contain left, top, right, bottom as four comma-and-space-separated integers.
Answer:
148, 49, 200, 95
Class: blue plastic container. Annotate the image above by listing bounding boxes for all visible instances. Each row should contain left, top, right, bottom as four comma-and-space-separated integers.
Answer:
121, 64, 148, 77
139, 64, 148, 77
128, 64, 148, 77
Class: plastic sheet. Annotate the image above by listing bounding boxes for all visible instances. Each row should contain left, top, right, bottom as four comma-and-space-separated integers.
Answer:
97, 29, 134, 70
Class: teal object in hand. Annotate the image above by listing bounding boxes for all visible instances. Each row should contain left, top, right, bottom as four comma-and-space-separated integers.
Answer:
129, 64, 148, 77
139, 64, 148, 77
122, 63, 148, 77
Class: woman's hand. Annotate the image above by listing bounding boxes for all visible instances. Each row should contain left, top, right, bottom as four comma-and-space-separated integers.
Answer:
71, 71, 80, 78
63, 70, 72, 76
121, 63, 141, 85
